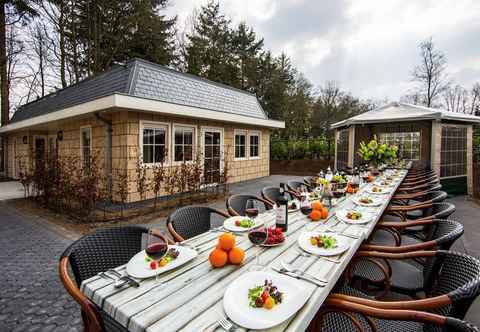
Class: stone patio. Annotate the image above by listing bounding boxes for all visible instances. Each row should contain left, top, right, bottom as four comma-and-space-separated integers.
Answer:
0, 175, 479, 331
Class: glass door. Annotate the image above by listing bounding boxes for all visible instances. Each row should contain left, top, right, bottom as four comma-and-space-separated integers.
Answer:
203, 129, 222, 184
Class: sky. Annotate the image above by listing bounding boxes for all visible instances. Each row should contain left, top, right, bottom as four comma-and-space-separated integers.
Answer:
166, 0, 480, 101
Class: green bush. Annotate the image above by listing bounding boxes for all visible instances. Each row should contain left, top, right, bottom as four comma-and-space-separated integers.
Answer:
271, 138, 332, 160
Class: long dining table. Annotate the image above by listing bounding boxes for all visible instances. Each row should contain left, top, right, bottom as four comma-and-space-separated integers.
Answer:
81, 167, 410, 332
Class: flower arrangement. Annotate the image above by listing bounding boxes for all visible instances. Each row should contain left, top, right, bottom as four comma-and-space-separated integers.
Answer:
357, 135, 398, 167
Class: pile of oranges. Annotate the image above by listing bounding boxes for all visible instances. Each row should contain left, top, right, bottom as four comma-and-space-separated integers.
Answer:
209, 233, 246, 268
309, 201, 329, 221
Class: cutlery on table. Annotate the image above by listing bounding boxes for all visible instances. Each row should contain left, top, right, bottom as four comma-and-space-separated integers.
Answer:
296, 250, 342, 264
280, 261, 328, 283
271, 267, 326, 287
105, 269, 140, 288
217, 316, 234, 331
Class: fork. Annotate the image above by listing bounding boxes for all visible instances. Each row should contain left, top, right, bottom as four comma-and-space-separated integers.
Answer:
296, 249, 342, 264
217, 317, 234, 331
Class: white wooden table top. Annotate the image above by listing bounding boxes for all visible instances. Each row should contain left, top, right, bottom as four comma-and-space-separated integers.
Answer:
81, 169, 409, 332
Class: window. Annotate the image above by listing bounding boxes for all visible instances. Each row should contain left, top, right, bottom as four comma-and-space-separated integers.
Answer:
336, 129, 349, 170
80, 127, 92, 169
142, 125, 167, 164
235, 130, 247, 159
378, 131, 420, 161
249, 132, 260, 158
174, 126, 194, 162
440, 126, 467, 177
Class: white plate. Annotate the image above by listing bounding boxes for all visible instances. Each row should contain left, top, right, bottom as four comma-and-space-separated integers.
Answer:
367, 186, 391, 195
298, 232, 350, 256
223, 271, 310, 330
288, 200, 300, 213
352, 196, 382, 207
261, 237, 287, 247
126, 245, 197, 279
335, 209, 373, 225
223, 216, 263, 232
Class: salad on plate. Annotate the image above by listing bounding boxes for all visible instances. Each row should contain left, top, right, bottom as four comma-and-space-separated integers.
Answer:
248, 279, 284, 310
146, 247, 180, 269
346, 211, 362, 220
309, 235, 337, 249
235, 218, 256, 228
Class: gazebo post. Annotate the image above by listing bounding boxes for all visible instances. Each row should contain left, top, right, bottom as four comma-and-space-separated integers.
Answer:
467, 125, 474, 196
430, 120, 442, 176
348, 126, 355, 168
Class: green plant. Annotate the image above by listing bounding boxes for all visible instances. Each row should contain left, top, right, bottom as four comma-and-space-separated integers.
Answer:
357, 135, 398, 167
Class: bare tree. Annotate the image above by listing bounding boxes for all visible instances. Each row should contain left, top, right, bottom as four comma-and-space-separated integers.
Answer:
471, 83, 480, 116
443, 84, 469, 113
412, 37, 450, 107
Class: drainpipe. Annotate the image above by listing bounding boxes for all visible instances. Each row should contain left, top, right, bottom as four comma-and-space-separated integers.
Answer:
95, 112, 113, 201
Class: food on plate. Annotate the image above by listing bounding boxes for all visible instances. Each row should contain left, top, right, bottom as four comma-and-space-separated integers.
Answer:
378, 180, 391, 186
228, 247, 246, 265
235, 218, 255, 228
209, 248, 228, 268
371, 186, 383, 193
311, 201, 323, 211
309, 192, 321, 200
359, 197, 373, 204
147, 248, 180, 269
331, 174, 347, 183
346, 211, 362, 220
248, 279, 284, 309
219, 233, 236, 251
264, 227, 285, 245
288, 201, 298, 210
309, 235, 337, 249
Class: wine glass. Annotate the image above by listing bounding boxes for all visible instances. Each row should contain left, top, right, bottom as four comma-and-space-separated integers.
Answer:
248, 228, 268, 271
145, 229, 168, 283
245, 199, 259, 222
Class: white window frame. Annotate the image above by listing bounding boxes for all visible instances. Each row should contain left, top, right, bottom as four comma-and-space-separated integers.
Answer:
139, 120, 170, 166
234, 129, 248, 160
201, 126, 224, 186
172, 123, 197, 165
79, 126, 92, 165
248, 130, 261, 159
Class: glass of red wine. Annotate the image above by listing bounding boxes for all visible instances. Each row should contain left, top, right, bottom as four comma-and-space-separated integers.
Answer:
145, 230, 168, 282
248, 228, 268, 271
245, 199, 259, 221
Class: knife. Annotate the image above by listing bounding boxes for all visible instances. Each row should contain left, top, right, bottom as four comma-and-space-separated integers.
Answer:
271, 267, 326, 287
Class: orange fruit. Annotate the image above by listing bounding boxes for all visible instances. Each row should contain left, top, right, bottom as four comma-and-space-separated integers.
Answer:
264, 296, 275, 310
320, 207, 329, 219
228, 246, 245, 265
309, 209, 322, 221
311, 201, 323, 211
218, 233, 236, 251
209, 248, 228, 268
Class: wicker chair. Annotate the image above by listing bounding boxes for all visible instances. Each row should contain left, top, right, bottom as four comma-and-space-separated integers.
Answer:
390, 191, 448, 219
310, 297, 480, 332
304, 176, 317, 187
167, 205, 230, 242
287, 180, 312, 196
226, 194, 274, 216
382, 201, 456, 223
351, 219, 464, 297
59, 226, 166, 332
261, 186, 294, 207
325, 250, 480, 331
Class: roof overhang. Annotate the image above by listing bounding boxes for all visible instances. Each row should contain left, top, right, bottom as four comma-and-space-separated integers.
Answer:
0, 93, 284, 134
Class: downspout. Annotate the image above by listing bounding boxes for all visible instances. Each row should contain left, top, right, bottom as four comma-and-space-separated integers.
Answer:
95, 112, 112, 201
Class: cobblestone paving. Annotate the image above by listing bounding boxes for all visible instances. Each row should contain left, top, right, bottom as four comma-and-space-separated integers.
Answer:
0, 202, 81, 332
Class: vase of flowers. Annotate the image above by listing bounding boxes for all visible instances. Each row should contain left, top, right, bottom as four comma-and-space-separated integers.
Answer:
357, 135, 398, 173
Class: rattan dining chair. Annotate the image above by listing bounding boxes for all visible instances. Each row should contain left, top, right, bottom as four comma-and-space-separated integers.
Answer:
226, 194, 274, 216
167, 205, 230, 242
59, 226, 166, 332
287, 180, 312, 196
383, 201, 456, 223
389, 190, 448, 219
309, 297, 480, 332
304, 176, 317, 187
332, 250, 480, 323
261, 186, 294, 207
351, 219, 464, 297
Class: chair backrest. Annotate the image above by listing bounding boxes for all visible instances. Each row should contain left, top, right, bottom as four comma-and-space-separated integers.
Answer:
441, 317, 480, 332
61, 226, 147, 285
427, 251, 480, 319
287, 180, 311, 192
227, 194, 271, 216
304, 176, 316, 186
261, 186, 293, 206
428, 191, 448, 203
168, 206, 226, 241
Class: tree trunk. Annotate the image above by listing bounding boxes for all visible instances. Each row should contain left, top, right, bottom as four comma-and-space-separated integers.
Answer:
59, 1, 67, 88
0, 4, 8, 126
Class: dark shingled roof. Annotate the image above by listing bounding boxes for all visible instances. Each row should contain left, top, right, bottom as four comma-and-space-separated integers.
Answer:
11, 58, 267, 123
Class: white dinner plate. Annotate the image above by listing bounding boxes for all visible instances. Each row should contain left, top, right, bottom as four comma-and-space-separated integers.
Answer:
126, 245, 197, 279
298, 232, 350, 256
352, 196, 382, 207
223, 216, 263, 232
223, 271, 310, 330
367, 186, 391, 195
335, 209, 373, 225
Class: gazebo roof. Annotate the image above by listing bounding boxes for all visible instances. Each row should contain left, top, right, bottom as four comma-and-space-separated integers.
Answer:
331, 102, 480, 129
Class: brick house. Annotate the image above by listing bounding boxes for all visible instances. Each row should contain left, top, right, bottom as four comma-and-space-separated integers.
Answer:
332, 102, 480, 195
0, 59, 284, 202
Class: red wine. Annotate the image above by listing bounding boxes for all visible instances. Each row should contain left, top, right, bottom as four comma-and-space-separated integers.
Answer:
248, 230, 267, 245
245, 208, 259, 218
146, 243, 168, 260
300, 206, 312, 216
332, 191, 343, 198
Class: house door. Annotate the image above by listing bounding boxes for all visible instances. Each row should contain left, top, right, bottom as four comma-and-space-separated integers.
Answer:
34, 137, 46, 171
202, 129, 223, 184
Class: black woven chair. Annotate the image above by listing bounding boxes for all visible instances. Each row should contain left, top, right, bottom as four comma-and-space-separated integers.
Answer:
59, 226, 166, 332
167, 205, 230, 242
329, 250, 480, 329
311, 297, 480, 332
304, 176, 317, 187
390, 190, 448, 219
261, 186, 294, 207
287, 180, 312, 195
226, 194, 274, 216
351, 219, 464, 297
